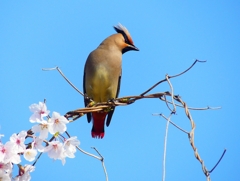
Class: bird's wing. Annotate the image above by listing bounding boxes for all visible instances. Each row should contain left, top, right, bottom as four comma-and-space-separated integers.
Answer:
106, 73, 121, 127
83, 72, 92, 123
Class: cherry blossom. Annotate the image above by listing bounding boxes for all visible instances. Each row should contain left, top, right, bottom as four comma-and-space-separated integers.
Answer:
24, 149, 37, 162
0, 102, 84, 179
31, 120, 50, 140
31, 137, 44, 152
0, 169, 11, 181
29, 102, 50, 123
48, 112, 69, 134
64, 136, 80, 158
0, 142, 21, 164
44, 141, 66, 165
0, 162, 12, 174
9, 131, 27, 153
14, 164, 35, 181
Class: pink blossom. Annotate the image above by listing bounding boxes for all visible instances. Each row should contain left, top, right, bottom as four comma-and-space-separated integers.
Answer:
9, 131, 27, 153
0, 142, 21, 164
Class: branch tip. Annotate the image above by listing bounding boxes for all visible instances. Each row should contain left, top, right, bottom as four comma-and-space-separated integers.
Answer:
209, 149, 227, 173
42, 67, 58, 71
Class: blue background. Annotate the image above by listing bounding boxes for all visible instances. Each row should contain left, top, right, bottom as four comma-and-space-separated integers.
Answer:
0, 1, 239, 180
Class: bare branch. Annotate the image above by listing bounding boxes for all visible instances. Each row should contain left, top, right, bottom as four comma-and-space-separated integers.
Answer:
65, 131, 109, 181
42, 66, 84, 96
45, 59, 222, 181
76, 146, 101, 160
161, 113, 172, 181
159, 96, 221, 110
209, 149, 227, 173
75, 146, 108, 181
140, 59, 206, 96
169, 59, 206, 79
174, 96, 211, 180
165, 74, 176, 114
92, 147, 109, 181
156, 113, 189, 134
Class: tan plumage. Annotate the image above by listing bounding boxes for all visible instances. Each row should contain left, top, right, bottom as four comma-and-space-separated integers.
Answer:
83, 24, 139, 138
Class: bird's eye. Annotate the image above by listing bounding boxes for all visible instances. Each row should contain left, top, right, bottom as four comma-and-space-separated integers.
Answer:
123, 34, 128, 43
123, 34, 132, 45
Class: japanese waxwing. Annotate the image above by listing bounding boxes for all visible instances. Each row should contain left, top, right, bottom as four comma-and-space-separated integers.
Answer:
83, 23, 139, 138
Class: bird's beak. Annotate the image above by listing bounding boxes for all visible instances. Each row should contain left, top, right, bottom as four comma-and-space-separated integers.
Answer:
129, 44, 139, 51
122, 44, 139, 54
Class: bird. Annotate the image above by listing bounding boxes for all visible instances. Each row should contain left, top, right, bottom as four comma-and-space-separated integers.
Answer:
83, 23, 139, 138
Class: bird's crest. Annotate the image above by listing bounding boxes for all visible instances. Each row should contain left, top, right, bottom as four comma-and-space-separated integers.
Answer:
113, 23, 134, 45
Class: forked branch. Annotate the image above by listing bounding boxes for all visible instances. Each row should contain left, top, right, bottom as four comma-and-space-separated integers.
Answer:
44, 59, 224, 181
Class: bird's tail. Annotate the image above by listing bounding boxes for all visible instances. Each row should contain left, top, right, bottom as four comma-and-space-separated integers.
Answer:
91, 112, 107, 139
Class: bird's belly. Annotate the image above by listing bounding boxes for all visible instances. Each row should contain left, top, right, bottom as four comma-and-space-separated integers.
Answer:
86, 68, 117, 103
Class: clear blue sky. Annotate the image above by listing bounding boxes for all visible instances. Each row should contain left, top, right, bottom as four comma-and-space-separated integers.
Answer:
0, 1, 239, 180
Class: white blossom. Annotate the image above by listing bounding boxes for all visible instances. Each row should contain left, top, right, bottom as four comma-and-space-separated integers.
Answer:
44, 141, 66, 165
31, 137, 44, 152
0, 169, 11, 181
24, 149, 37, 162
29, 102, 50, 123
63, 136, 80, 158
48, 112, 69, 134
0, 162, 12, 174
14, 164, 35, 181
31, 121, 49, 139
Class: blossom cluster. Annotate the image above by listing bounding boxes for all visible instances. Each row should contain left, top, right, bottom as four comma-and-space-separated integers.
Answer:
0, 102, 80, 181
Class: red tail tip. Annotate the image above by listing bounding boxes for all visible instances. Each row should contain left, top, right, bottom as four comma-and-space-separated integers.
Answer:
91, 132, 104, 139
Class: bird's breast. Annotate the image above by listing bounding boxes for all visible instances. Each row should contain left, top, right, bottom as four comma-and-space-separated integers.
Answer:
86, 65, 118, 102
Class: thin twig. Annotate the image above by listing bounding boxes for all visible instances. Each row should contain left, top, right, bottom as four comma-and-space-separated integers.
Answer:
92, 147, 109, 181
157, 114, 189, 134
32, 152, 43, 167
42, 66, 84, 96
165, 74, 176, 113
75, 146, 108, 181
209, 149, 226, 173
162, 75, 176, 181
65, 131, 108, 181
140, 59, 206, 96
76, 146, 101, 160
65, 131, 101, 160
162, 114, 172, 181
169, 60, 206, 79
32, 135, 56, 166
163, 95, 173, 112
160, 97, 221, 110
